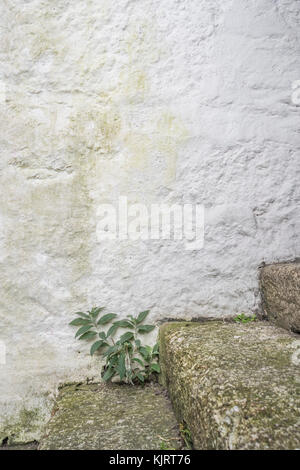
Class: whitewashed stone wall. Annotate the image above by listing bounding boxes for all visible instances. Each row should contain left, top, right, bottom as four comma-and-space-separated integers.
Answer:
0, 0, 299, 441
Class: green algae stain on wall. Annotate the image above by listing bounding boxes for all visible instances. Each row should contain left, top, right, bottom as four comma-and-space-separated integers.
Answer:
154, 112, 189, 183
109, 17, 190, 186
0, 7, 190, 313
0, 404, 52, 445
68, 105, 121, 156
64, 102, 122, 286
120, 111, 189, 187
0, 4, 191, 444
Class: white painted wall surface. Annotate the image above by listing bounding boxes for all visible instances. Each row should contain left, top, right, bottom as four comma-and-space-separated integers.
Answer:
0, 0, 299, 440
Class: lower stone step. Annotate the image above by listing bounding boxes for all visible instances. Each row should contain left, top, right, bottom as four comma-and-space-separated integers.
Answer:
160, 321, 300, 450
38, 383, 181, 450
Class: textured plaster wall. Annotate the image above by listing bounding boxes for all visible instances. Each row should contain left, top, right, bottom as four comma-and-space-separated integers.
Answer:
0, 0, 299, 440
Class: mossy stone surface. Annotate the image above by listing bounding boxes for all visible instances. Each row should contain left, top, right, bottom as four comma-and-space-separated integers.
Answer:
38, 383, 181, 450
159, 321, 300, 450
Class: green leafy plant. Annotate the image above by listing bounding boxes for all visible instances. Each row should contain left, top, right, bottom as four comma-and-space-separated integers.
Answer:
234, 313, 257, 323
179, 422, 193, 450
159, 441, 176, 450
69, 307, 160, 384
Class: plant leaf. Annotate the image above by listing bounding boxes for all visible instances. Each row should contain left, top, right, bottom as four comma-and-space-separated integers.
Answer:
114, 320, 134, 329
90, 340, 105, 355
139, 346, 151, 359
137, 324, 155, 334
75, 312, 90, 320
103, 344, 119, 357
117, 353, 126, 380
102, 368, 115, 382
97, 313, 117, 325
136, 372, 145, 382
90, 307, 105, 319
69, 318, 91, 326
136, 310, 150, 324
119, 331, 134, 344
151, 363, 160, 373
106, 324, 118, 337
132, 357, 144, 367
107, 354, 118, 366
78, 331, 97, 341
75, 324, 93, 338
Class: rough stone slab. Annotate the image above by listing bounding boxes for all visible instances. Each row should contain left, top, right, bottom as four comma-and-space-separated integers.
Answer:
38, 383, 181, 450
260, 262, 300, 333
160, 321, 300, 450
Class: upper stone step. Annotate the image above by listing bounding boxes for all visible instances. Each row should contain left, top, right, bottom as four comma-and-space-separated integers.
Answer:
260, 262, 300, 333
